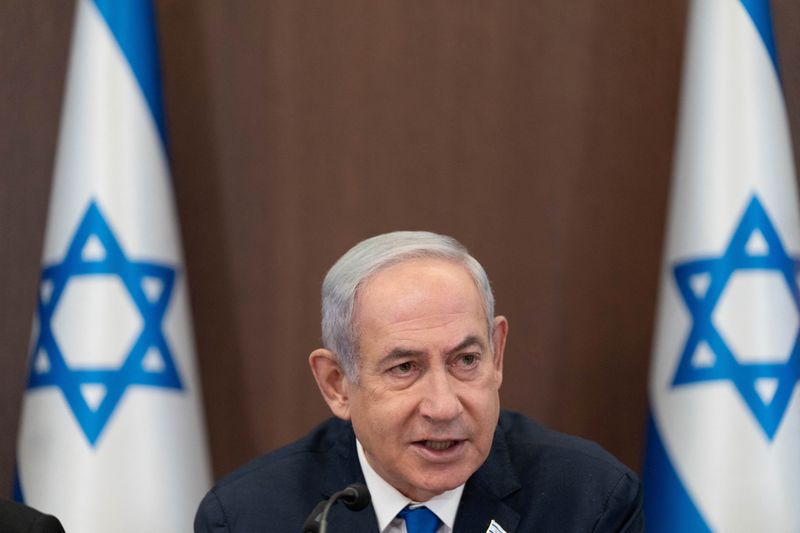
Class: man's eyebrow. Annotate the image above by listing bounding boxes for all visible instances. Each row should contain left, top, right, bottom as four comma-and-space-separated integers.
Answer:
447, 335, 487, 355
378, 335, 486, 365
378, 348, 425, 367
376, 335, 488, 367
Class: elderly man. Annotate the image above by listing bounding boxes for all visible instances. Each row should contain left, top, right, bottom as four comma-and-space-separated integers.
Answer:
195, 231, 644, 532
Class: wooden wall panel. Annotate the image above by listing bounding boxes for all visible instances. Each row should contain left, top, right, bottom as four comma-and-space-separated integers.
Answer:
2, 0, 798, 497
0, 0, 72, 498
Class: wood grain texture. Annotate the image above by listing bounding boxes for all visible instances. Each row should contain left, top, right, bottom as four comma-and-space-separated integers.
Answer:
2, 0, 798, 496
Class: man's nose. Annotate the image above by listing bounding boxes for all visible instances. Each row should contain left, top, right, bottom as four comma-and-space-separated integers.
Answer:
418, 366, 463, 422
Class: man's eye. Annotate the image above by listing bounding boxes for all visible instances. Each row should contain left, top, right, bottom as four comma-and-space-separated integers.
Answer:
456, 353, 480, 368
390, 362, 416, 375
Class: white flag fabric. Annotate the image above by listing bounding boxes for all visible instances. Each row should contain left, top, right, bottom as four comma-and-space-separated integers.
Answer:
15, 1, 212, 531
643, 0, 800, 531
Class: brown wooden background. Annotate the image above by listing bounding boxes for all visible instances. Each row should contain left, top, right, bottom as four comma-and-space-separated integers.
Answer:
2, 0, 800, 496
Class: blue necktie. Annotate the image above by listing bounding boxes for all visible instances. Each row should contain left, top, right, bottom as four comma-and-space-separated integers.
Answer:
398, 506, 440, 533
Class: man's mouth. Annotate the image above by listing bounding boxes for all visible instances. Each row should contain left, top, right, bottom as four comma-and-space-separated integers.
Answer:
424, 440, 456, 450
411, 439, 466, 462
414, 439, 465, 452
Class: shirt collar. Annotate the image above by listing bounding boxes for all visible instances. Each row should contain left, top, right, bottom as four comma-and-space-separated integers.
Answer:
356, 439, 464, 532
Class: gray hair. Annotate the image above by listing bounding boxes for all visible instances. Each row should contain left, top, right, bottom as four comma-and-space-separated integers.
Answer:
321, 231, 495, 379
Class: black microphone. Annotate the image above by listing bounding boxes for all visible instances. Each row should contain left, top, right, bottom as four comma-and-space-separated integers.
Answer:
303, 483, 371, 533
338, 482, 370, 511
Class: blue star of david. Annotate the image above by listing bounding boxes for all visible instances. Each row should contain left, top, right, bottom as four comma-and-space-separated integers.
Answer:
27, 200, 183, 446
672, 194, 800, 440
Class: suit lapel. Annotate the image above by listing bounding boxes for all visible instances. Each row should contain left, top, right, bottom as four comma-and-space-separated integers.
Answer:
453, 424, 521, 533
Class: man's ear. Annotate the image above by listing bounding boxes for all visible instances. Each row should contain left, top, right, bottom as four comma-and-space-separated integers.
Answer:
491, 316, 508, 386
309, 348, 352, 420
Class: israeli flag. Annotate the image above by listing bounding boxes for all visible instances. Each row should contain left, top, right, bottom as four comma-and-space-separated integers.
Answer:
643, 0, 800, 531
15, 1, 211, 531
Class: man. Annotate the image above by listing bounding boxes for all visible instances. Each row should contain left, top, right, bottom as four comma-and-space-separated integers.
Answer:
195, 231, 644, 532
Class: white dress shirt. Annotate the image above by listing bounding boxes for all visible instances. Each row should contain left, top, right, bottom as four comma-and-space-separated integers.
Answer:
356, 439, 464, 533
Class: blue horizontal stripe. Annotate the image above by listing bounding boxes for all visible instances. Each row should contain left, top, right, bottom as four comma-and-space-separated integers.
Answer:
91, 0, 167, 144
13, 466, 24, 503
642, 415, 711, 532
739, 0, 779, 74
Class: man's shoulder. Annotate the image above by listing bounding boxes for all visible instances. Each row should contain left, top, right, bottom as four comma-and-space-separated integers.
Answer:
212, 416, 353, 494
194, 417, 358, 533
486, 410, 644, 532
497, 409, 631, 473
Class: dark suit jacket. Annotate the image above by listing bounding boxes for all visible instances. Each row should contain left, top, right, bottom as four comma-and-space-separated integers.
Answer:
0, 499, 65, 533
195, 410, 643, 532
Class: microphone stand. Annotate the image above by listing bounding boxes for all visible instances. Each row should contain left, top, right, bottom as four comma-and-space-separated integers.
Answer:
303, 483, 370, 533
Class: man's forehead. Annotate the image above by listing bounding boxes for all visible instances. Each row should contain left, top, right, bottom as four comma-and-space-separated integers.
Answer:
356, 259, 487, 325
351, 259, 491, 365
355, 257, 484, 316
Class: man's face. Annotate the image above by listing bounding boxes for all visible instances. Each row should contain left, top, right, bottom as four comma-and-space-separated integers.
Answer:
344, 258, 506, 502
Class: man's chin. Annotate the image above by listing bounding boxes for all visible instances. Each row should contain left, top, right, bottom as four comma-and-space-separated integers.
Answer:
400, 470, 471, 502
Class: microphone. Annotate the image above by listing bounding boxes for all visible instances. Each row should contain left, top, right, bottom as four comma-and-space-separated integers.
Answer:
339, 482, 371, 511
303, 482, 371, 533
302, 500, 327, 533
